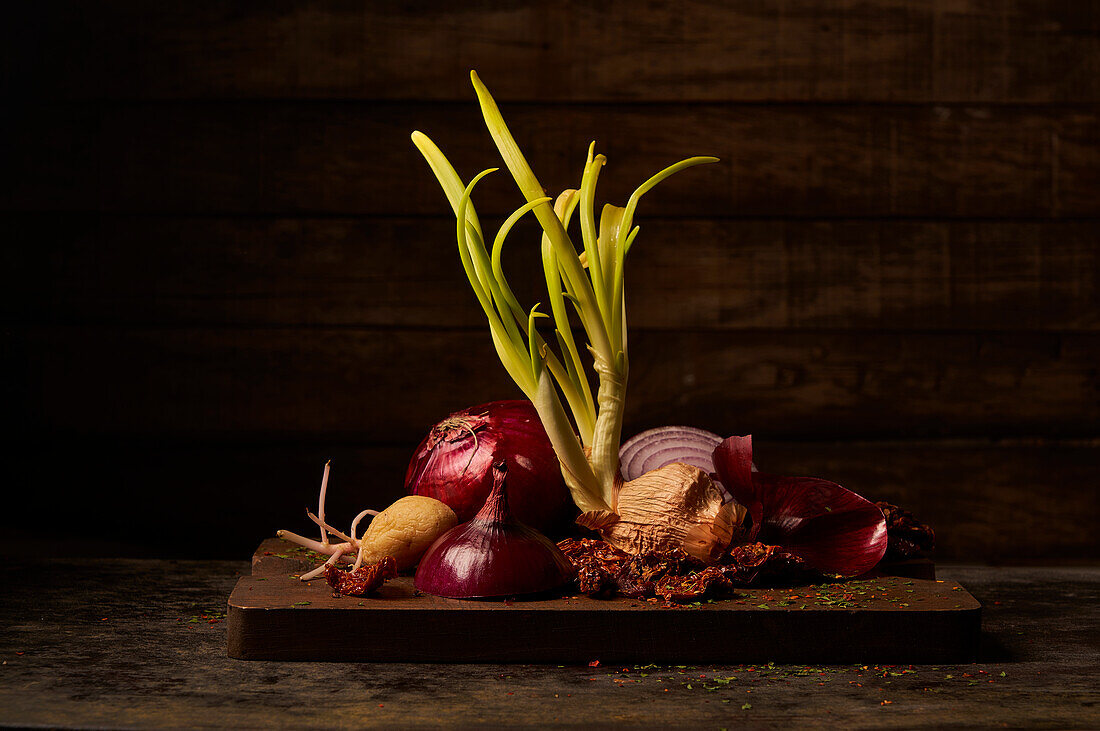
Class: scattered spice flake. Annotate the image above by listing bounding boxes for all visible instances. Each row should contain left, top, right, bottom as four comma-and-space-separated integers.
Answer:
588, 660, 601, 667
292, 601, 311, 606
881, 700, 893, 705
741, 703, 752, 710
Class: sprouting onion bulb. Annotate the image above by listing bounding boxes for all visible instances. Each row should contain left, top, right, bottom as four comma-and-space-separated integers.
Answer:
411, 71, 718, 534
414, 461, 575, 599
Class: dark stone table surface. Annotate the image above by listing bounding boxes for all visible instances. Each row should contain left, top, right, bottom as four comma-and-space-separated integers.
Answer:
1, 559, 1096, 729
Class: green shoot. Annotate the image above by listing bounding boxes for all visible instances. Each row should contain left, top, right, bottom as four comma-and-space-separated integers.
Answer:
411, 71, 718, 516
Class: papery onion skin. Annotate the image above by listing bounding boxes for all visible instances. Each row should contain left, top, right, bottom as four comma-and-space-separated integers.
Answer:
713, 435, 888, 577
414, 461, 576, 599
598, 462, 744, 564
405, 400, 575, 533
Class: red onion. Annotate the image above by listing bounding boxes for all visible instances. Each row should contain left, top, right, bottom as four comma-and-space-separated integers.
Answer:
414, 461, 576, 599
713, 435, 888, 577
619, 426, 723, 481
405, 400, 574, 532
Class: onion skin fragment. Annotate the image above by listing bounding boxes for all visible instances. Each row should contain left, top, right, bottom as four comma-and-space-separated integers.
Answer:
713, 435, 888, 577
585, 462, 747, 564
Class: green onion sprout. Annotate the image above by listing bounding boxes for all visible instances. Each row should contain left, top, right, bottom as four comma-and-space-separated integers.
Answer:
412, 71, 718, 519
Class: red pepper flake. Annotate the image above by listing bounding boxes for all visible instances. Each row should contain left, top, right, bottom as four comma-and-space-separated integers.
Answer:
15, 652, 24, 656
100, 617, 108, 621
881, 700, 893, 705
377, 704, 384, 708
588, 660, 600, 667
506, 692, 514, 696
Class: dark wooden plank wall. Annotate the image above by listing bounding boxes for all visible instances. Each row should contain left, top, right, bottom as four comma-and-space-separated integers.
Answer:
2, 1, 1097, 561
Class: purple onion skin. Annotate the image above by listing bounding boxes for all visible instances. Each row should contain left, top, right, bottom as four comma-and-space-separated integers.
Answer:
713, 435, 888, 577
405, 401, 576, 533
414, 461, 576, 599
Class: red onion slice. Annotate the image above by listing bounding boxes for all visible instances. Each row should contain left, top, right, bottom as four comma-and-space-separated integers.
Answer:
713, 435, 888, 577
619, 426, 723, 481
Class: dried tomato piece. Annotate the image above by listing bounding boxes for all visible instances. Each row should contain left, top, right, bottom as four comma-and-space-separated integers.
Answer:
576, 563, 617, 596
722, 542, 814, 584
876, 501, 936, 560
558, 538, 631, 596
726, 542, 778, 570
654, 566, 738, 601
622, 548, 702, 584
558, 536, 810, 601
325, 556, 398, 596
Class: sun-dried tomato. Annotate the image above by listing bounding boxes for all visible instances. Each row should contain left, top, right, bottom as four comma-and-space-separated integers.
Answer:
558, 536, 816, 601
653, 566, 739, 601
324, 556, 398, 596
576, 563, 617, 596
876, 501, 936, 560
559, 538, 631, 597
723, 542, 814, 584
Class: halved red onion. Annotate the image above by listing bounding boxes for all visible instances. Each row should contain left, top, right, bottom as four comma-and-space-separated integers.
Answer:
619, 426, 723, 481
414, 461, 576, 599
713, 435, 888, 577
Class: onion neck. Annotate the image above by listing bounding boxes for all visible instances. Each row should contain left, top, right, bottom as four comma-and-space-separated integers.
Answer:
589, 348, 626, 507
476, 461, 511, 524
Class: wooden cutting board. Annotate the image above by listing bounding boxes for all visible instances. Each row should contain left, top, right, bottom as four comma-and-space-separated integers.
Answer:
228, 538, 979, 663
